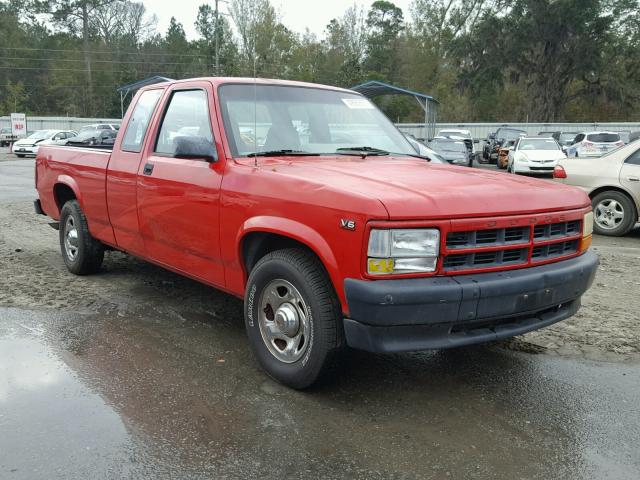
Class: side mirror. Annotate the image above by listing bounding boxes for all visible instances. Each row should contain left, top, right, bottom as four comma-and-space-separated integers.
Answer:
174, 136, 218, 162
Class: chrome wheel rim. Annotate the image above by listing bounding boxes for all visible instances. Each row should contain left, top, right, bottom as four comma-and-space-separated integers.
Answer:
64, 216, 79, 261
594, 199, 624, 230
258, 279, 310, 363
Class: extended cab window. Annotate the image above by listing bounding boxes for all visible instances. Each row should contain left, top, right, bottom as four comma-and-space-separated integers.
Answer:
121, 89, 162, 153
155, 89, 213, 156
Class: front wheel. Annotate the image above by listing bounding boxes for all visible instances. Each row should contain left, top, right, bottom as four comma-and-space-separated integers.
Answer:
59, 200, 105, 274
244, 248, 343, 389
592, 191, 636, 236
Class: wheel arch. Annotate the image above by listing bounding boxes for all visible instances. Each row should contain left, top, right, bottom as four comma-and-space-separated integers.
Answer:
237, 217, 345, 310
53, 175, 83, 214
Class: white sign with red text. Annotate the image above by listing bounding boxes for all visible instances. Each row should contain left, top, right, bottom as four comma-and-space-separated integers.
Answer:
10, 113, 27, 138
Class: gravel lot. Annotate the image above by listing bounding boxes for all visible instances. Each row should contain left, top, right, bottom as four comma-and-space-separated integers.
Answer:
1, 151, 639, 363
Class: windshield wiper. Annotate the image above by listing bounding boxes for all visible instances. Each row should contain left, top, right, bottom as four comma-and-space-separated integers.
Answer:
247, 149, 320, 157
335, 146, 390, 157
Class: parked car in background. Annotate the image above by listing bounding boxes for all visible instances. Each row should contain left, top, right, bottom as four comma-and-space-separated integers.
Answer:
429, 137, 473, 166
497, 139, 519, 169
79, 123, 120, 133
66, 129, 117, 147
507, 137, 566, 175
617, 131, 631, 144
557, 132, 580, 149
436, 128, 475, 154
403, 134, 446, 163
554, 140, 640, 236
0, 127, 18, 147
483, 127, 526, 163
564, 131, 623, 158
538, 131, 561, 140
11, 130, 78, 157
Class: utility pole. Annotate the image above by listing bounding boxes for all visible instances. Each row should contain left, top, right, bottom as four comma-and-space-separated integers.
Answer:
215, 0, 219, 75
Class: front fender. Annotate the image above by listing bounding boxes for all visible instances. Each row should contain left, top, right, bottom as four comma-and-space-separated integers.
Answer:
237, 216, 344, 306
238, 216, 339, 274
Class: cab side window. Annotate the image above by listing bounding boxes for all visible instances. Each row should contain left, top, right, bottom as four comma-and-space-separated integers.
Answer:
121, 89, 163, 153
625, 149, 640, 165
155, 90, 213, 156
573, 134, 584, 144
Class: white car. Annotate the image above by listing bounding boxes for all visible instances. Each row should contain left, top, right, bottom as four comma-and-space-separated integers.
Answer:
436, 128, 475, 152
11, 130, 77, 157
564, 131, 624, 158
79, 123, 120, 132
507, 137, 566, 175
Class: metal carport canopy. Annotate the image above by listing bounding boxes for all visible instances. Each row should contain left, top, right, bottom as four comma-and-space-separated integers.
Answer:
351, 80, 439, 140
117, 76, 173, 118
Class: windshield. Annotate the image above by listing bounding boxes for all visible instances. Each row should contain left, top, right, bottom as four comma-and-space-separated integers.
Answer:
72, 131, 98, 140
219, 84, 416, 157
586, 133, 620, 143
518, 139, 560, 151
559, 132, 578, 142
28, 130, 54, 140
438, 130, 470, 139
498, 129, 525, 141
430, 140, 467, 153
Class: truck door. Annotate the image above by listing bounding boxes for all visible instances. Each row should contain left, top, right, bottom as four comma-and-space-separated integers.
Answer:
107, 88, 164, 255
136, 83, 225, 287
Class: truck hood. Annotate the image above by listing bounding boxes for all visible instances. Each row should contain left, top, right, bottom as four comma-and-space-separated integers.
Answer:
246, 156, 589, 219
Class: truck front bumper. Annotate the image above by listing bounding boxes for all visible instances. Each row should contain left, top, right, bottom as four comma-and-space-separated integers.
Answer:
343, 250, 598, 353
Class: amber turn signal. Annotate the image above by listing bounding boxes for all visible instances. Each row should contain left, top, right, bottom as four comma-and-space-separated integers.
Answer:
579, 235, 592, 252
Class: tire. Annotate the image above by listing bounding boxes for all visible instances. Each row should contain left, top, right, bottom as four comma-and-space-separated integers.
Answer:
591, 191, 636, 236
59, 200, 105, 274
244, 248, 343, 389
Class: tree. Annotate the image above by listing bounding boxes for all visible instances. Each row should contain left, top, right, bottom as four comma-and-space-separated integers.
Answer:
364, 1, 404, 81
195, 3, 238, 75
40, 0, 121, 114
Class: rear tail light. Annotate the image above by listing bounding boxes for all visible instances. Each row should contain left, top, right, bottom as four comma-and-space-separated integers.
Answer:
553, 165, 567, 179
615, 141, 624, 146
584, 141, 593, 146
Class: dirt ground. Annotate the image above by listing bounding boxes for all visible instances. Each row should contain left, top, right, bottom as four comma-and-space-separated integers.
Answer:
1, 199, 639, 364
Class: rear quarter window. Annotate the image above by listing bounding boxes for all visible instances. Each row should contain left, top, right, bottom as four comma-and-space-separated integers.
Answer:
121, 89, 163, 153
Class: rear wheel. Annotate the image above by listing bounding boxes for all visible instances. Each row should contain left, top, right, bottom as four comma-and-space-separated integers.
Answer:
59, 200, 105, 274
592, 191, 636, 236
244, 248, 343, 389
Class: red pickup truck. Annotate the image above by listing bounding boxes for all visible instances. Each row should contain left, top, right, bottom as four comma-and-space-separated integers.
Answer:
35, 77, 598, 388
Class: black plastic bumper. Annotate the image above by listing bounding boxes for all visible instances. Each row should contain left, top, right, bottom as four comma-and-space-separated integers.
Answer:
34, 199, 45, 215
343, 250, 598, 353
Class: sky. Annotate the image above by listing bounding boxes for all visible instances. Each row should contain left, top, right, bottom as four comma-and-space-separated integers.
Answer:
142, 0, 414, 40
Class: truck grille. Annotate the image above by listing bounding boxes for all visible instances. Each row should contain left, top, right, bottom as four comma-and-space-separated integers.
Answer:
443, 219, 582, 273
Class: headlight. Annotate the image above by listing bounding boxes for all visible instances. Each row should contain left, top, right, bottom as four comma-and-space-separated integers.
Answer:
580, 211, 594, 252
367, 229, 440, 275
583, 211, 594, 237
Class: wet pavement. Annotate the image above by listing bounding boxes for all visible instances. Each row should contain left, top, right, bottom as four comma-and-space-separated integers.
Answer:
1, 307, 638, 479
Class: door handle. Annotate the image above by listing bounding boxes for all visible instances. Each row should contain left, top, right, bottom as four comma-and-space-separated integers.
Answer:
143, 163, 154, 176
628, 176, 639, 182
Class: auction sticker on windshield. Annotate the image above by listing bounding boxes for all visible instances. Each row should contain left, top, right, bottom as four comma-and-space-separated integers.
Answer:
342, 98, 374, 109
